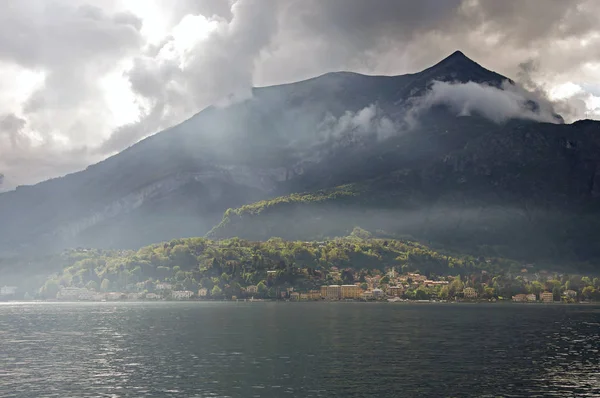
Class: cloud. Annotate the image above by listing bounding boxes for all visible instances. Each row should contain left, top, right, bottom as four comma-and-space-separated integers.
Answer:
0, 0, 145, 188
318, 104, 397, 144
99, 0, 279, 154
409, 80, 562, 125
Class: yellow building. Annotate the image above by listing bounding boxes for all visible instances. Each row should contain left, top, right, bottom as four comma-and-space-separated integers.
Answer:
308, 290, 321, 300
388, 286, 404, 297
540, 291, 554, 303
512, 294, 527, 302
341, 285, 361, 299
320, 286, 328, 298
463, 287, 478, 298
326, 285, 341, 300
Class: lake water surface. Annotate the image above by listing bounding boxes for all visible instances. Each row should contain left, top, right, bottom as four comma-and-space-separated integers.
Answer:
1, 302, 599, 397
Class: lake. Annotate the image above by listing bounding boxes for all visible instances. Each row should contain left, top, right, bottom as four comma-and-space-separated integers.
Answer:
1, 302, 599, 397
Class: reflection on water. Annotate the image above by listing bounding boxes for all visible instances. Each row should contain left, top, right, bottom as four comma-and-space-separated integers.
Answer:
1, 302, 599, 397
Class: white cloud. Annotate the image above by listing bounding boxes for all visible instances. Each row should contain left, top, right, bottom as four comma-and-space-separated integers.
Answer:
409, 80, 562, 125
319, 104, 397, 143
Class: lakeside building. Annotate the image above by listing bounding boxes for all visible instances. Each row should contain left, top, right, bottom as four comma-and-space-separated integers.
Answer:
424, 280, 449, 287
156, 283, 172, 291
326, 285, 342, 300
172, 290, 194, 300
307, 290, 321, 300
341, 285, 360, 299
246, 285, 258, 294
388, 286, 405, 297
526, 294, 537, 302
372, 288, 384, 299
361, 291, 374, 300
320, 286, 328, 298
290, 292, 300, 301
512, 294, 527, 302
540, 291, 554, 303
106, 292, 123, 301
398, 272, 427, 284
146, 293, 160, 299
57, 287, 94, 300
198, 288, 208, 297
0, 286, 17, 296
463, 287, 478, 299
127, 292, 141, 300
564, 290, 577, 299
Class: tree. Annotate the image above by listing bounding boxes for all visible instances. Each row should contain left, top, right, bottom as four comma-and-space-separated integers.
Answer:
415, 287, 430, 300
211, 285, 223, 298
439, 285, 449, 299
86, 280, 99, 291
483, 286, 496, 299
582, 286, 596, 301
171, 244, 197, 270
341, 269, 355, 284
350, 227, 372, 240
156, 266, 171, 280
100, 278, 111, 292
40, 279, 60, 299
257, 281, 267, 296
175, 270, 186, 281
552, 285, 562, 301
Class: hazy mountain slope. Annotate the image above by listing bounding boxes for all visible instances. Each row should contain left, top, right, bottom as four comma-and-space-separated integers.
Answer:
0, 51, 516, 253
208, 119, 600, 264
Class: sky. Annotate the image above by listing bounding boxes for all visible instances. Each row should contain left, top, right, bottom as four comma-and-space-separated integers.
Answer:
1, 0, 599, 190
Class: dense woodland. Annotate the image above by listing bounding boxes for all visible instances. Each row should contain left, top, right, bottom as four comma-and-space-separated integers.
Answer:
35, 229, 600, 301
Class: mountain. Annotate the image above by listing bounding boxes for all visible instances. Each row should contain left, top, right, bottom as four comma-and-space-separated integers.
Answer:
208, 118, 600, 266
1, 51, 598, 269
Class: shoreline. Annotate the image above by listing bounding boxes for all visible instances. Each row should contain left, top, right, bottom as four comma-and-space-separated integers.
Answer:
1, 299, 597, 305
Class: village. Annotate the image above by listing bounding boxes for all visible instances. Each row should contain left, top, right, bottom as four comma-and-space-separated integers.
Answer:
2, 267, 590, 304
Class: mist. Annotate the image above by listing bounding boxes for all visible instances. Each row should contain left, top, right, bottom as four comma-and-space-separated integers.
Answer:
318, 104, 397, 143
409, 80, 562, 125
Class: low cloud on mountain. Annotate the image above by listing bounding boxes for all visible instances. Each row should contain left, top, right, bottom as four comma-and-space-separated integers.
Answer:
410, 80, 562, 125
318, 104, 397, 143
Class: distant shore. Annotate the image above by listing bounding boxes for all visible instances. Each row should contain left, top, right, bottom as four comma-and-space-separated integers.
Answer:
1, 298, 597, 305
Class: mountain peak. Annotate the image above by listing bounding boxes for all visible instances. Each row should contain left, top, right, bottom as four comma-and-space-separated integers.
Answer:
418, 50, 507, 88
437, 50, 479, 67
448, 50, 467, 59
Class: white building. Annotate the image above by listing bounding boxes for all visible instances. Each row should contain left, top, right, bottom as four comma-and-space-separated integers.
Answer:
0, 286, 17, 296
540, 291, 554, 303
156, 282, 172, 291
246, 285, 258, 294
372, 288, 384, 298
463, 287, 478, 299
361, 291, 374, 300
57, 287, 94, 300
146, 293, 160, 300
172, 290, 194, 300
106, 292, 123, 301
